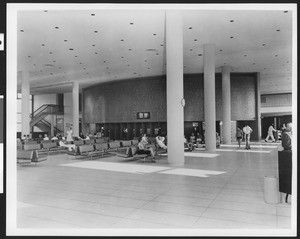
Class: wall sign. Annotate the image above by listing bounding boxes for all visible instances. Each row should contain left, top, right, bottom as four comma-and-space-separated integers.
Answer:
137, 112, 150, 119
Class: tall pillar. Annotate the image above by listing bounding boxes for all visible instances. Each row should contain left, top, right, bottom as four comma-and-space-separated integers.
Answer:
255, 72, 262, 140
72, 81, 79, 137
50, 115, 55, 137
204, 44, 216, 151
21, 71, 30, 136
166, 10, 184, 166
222, 66, 231, 144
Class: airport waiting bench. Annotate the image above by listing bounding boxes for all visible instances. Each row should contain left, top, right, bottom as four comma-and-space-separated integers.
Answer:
41, 142, 68, 155
75, 143, 109, 160
17, 149, 47, 166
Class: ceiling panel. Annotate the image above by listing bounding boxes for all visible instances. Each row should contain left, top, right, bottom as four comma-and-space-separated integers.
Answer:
14, 5, 294, 95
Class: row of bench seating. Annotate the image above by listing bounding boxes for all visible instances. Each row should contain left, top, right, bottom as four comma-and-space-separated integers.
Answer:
75, 140, 139, 160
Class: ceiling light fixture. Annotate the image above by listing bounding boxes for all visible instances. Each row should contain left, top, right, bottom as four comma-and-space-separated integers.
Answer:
188, 27, 192, 29
230, 36, 234, 39
91, 13, 95, 16
20, 30, 24, 32
94, 30, 98, 33
130, 22, 134, 25
69, 48, 74, 50
198, 54, 202, 56
41, 44, 45, 46
153, 33, 157, 36
276, 29, 280, 32
230, 20, 234, 22
55, 26, 59, 29
284, 11, 288, 13
194, 39, 198, 41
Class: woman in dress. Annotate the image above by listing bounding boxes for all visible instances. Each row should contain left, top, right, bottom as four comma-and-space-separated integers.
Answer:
66, 126, 73, 142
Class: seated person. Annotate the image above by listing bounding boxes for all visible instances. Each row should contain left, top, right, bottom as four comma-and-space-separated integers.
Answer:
141, 134, 148, 144
137, 138, 156, 161
59, 140, 76, 151
156, 136, 167, 150
51, 135, 59, 140
184, 135, 194, 151
43, 134, 49, 141
190, 133, 196, 145
281, 123, 292, 151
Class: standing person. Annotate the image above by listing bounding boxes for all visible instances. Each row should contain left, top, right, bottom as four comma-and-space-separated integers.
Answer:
66, 126, 73, 142
265, 124, 276, 142
281, 123, 292, 151
243, 124, 253, 150
236, 127, 243, 149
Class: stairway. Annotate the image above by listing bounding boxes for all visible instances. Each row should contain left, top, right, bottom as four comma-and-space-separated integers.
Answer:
30, 104, 64, 133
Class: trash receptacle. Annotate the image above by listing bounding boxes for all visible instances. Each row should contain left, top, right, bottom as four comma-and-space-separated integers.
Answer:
264, 176, 279, 204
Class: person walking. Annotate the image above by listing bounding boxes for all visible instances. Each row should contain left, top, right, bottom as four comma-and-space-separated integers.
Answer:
236, 127, 243, 149
265, 124, 276, 142
243, 124, 253, 150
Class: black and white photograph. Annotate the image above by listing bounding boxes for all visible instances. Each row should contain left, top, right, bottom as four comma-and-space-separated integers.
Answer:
2, 2, 297, 237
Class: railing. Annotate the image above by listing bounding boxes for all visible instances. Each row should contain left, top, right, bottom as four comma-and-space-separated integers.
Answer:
36, 118, 63, 134
30, 104, 64, 128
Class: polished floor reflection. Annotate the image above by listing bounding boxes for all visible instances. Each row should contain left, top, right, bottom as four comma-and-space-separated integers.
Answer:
17, 142, 292, 235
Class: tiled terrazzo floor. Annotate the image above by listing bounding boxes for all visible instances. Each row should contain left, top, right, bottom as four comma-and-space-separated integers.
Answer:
16, 142, 293, 236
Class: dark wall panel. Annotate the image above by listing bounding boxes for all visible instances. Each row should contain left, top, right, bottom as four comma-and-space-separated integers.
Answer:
83, 73, 257, 124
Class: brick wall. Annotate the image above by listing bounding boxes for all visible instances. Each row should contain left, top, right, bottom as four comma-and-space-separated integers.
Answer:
83, 73, 257, 123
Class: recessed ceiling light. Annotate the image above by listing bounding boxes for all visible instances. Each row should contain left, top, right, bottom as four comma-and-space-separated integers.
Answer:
156, 53, 159, 55
219, 49, 223, 51
55, 26, 59, 29
20, 30, 24, 32
244, 55, 247, 57
275, 55, 278, 57
276, 29, 280, 32
44, 10, 48, 12
230, 36, 234, 39
153, 33, 157, 36
49, 52, 53, 54
262, 43, 266, 46
161, 44, 163, 47
129, 49, 132, 51
121, 39, 124, 41
92, 44, 95, 47
64, 40, 68, 42
27, 56, 31, 58
188, 27, 192, 29
53, 60, 56, 62
91, 13, 95, 16
230, 20, 234, 22
95, 52, 98, 54
190, 49, 193, 51
94, 30, 98, 33
194, 39, 198, 41
41, 44, 45, 46
121, 56, 124, 58
198, 54, 202, 56
133, 72, 137, 74
284, 11, 288, 13
130, 22, 134, 25
69, 48, 74, 50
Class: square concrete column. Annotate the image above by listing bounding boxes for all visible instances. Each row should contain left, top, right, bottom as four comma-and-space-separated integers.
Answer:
222, 66, 231, 144
21, 71, 30, 136
204, 44, 216, 151
166, 10, 184, 166
72, 81, 79, 137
